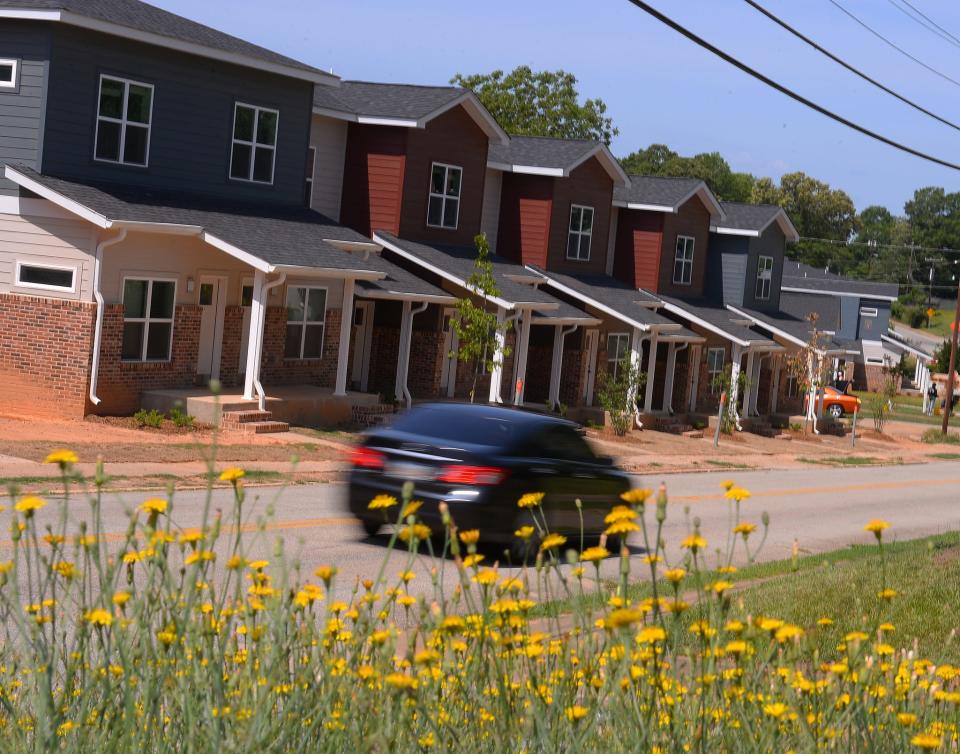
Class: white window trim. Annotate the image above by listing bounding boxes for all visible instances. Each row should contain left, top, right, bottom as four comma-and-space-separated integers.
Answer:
285, 285, 327, 360
305, 145, 316, 207
121, 276, 177, 363
859, 306, 878, 317
240, 277, 254, 308
0, 58, 18, 89
606, 332, 629, 378
426, 162, 462, 230
93, 74, 154, 168
566, 204, 594, 261
14, 260, 77, 293
230, 101, 279, 185
785, 373, 799, 398
755, 255, 773, 301
673, 235, 695, 285
706, 346, 725, 394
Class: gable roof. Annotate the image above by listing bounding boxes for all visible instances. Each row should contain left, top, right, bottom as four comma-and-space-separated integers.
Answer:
614, 175, 723, 217
488, 135, 628, 186
356, 254, 456, 304
6, 165, 383, 276
525, 266, 679, 332
781, 260, 899, 300
712, 202, 800, 243
0, 0, 335, 84
726, 304, 858, 354
313, 81, 508, 144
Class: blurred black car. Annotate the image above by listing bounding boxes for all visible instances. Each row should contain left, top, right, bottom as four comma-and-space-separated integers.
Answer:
347, 403, 631, 549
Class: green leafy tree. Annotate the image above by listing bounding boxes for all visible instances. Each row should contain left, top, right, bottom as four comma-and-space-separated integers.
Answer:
618, 144, 755, 201
451, 66, 618, 144
618, 143, 679, 175
752, 172, 857, 241
452, 234, 512, 403
857, 205, 896, 246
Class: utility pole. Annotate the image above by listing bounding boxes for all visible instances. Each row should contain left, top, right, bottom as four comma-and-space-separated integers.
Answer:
942, 274, 960, 435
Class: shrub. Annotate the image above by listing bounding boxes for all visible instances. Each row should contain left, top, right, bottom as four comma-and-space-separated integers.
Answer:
0, 454, 950, 752
596, 355, 646, 436
133, 408, 164, 429
921, 428, 960, 445
789, 422, 803, 432
168, 405, 195, 428
933, 340, 957, 375
870, 376, 898, 434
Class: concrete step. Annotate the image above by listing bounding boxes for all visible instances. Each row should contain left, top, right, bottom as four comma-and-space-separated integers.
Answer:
682, 429, 704, 439
222, 410, 273, 424
352, 403, 396, 427
223, 420, 290, 434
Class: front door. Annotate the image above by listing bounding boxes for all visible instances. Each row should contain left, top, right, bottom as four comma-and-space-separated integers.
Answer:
440, 307, 459, 398
197, 275, 227, 381
350, 301, 374, 391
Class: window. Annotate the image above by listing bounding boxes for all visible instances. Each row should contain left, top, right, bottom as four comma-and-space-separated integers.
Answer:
707, 347, 725, 394
427, 163, 462, 229
15, 261, 76, 292
121, 278, 175, 362
755, 255, 773, 300
859, 306, 878, 317
567, 205, 594, 261
786, 373, 799, 398
673, 236, 695, 285
0, 58, 18, 90
230, 103, 279, 184
240, 283, 254, 307
95, 75, 153, 166
606, 333, 630, 379
285, 286, 326, 359
304, 146, 316, 207
527, 426, 596, 463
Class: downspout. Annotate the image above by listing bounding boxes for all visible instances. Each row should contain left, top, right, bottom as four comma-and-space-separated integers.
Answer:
632, 333, 651, 431
401, 300, 429, 408
254, 272, 287, 411
666, 342, 688, 415
549, 324, 578, 411
493, 310, 521, 404
754, 353, 770, 417
89, 228, 128, 406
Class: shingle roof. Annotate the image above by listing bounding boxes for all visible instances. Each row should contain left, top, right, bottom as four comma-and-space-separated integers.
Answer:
733, 306, 855, 352
715, 202, 784, 232
531, 297, 600, 324
780, 291, 841, 332
313, 81, 466, 120
614, 176, 703, 208
527, 266, 678, 329
782, 260, 899, 299
357, 255, 455, 302
656, 294, 778, 346
8, 166, 380, 272
373, 232, 565, 309
2, 0, 328, 78
488, 135, 599, 171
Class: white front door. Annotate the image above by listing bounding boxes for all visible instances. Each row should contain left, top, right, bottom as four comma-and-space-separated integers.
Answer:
238, 278, 252, 374
197, 275, 227, 380
350, 301, 374, 391
440, 307, 459, 398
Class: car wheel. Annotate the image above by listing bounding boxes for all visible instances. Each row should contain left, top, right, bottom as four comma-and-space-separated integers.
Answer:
361, 519, 381, 538
827, 404, 844, 419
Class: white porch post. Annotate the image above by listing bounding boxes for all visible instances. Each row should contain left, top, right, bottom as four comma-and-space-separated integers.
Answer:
512, 309, 532, 406
394, 300, 413, 402
743, 350, 756, 418
243, 269, 266, 401
770, 355, 782, 414
643, 332, 658, 413
334, 278, 355, 397
728, 344, 744, 428
688, 344, 702, 413
548, 325, 563, 409
488, 306, 507, 404
584, 329, 600, 406
627, 328, 644, 413
662, 343, 678, 413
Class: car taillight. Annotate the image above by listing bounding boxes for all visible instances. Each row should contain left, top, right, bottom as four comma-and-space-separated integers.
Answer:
349, 446, 385, 469
436, 465, 507, 486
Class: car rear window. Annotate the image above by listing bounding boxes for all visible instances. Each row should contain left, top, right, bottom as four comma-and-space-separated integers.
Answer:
389, 408, 517, 447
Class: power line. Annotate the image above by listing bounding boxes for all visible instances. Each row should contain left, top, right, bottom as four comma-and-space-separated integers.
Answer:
886, 0, 960, 50
623, 0, 960, 171
742, 0, 960, 133
799, 236, 960, 255
826, 0, 960, 89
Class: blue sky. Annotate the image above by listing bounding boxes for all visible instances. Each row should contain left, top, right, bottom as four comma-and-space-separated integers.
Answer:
155, 0, 960, 214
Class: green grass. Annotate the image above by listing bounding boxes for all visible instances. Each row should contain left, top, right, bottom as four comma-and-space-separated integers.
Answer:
239, 470, 283, 481
796, 455, 892, 466
930, 452, 960, 460
704, 460, 751, 470
922, 428, 960, 445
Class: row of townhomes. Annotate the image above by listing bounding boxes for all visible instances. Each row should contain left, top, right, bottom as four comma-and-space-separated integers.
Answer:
0, 0, 897, 433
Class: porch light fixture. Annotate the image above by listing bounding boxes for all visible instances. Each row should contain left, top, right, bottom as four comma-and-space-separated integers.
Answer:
186, 277, 195, 293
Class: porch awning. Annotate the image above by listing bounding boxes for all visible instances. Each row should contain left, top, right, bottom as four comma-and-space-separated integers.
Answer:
5, 164, 384, 278
373, 231, 562, 312
726, 305, 856, 354
656, 295, 781, 350
356, 254, 456, 304
525, 266, 680, 332
530, 297, 601, 326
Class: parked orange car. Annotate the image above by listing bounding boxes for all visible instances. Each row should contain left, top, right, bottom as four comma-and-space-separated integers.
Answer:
805, 386, 863, 418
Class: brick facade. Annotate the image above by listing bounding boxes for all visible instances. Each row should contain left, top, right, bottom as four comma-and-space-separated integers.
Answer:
95, 304, 202, 415
0, 293, 95, 419
409, 330, 445, 398
367, 326, 400, 400
260, 307, 341, 388
218, 305, 245, 388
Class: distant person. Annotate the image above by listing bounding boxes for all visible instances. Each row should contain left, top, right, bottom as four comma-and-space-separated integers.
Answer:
927, 383, 938, 416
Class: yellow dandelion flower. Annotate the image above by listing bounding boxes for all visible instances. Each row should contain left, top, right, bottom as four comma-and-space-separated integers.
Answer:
605, 505, 638, 524
565, 705, 588, 722
604, 520, 640, 536
635, 626, 667, 645
725, 640, 749, 655
864, 519, 889, 536
816, 617, 834, 626
733, 522, 757, 536
514, 525, 535, 540
710, 580, 734, 596
897, 713, 917, 727
44, 449, 78, 466
53, 561, 77, 580
247, 559, 269, 571
763, 703, 789, 719
775, 624, 804, 643
680, 534, 707, 552
43, 534, 64, 546
720, 480, 735, 490
398, 523, 431, 542
0, 561, 13, 575
580, 546, 609, 563
878, 588, 898, 601
397, 570, 416, 583
539, 533, 567, 552
112, 591, 130, 607
84, 608, 113, 628
368, 494, 398, 510
517, 492, 545, 509
664, 568, 686, 584
140, 498, 167, 515
400, 499, 422, 518
463, 553, 485, 568
398, 595, 417, 608
179, 529, 203, 545
458, 529, 480, 546
724, 487, 751, 503
15, 496, 47, 516
384, 673, 418, 691
606, 608, 644, 629
473, 568, 498, 586
620, 488, 652, 506
314, 565, 337, 583
910, 733, 942, 749
219, 467, 245, 482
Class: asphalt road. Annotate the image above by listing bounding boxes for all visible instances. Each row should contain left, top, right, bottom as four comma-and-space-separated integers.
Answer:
3, 462, 958, 603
